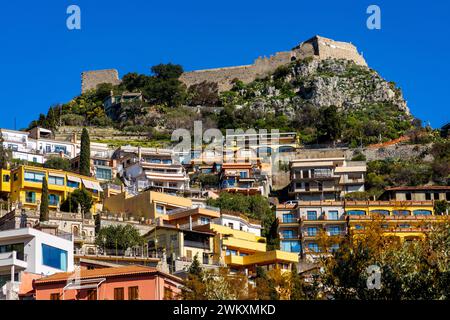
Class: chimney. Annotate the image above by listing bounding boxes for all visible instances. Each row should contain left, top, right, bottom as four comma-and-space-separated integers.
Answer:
71, 132, 77, 144
138, 147, 142, 162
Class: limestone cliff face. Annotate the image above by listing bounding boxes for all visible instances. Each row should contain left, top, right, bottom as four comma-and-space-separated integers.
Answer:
233, 57, 409, 117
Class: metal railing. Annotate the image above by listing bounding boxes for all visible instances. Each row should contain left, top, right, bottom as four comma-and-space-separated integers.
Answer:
183, 240, 210, 250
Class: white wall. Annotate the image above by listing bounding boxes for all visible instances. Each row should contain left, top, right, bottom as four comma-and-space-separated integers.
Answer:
220, 216, 262, 236
11, 151, 44, 164
0, 228, 74, 276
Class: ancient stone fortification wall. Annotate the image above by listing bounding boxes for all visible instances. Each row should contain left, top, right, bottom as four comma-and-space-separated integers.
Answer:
81, 69, 121, 93
310, 37, 367, 67
179, 65, 259, 92
80, 36, 367, 94
180, 36, 367, 92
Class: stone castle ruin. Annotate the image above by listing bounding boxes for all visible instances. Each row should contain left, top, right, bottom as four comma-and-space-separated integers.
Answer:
81, 35, 367, 93
179, 36, 367, 92
81, 69, 121, 93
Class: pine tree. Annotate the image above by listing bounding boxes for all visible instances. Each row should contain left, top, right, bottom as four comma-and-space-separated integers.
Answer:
40, 177, 49, 222
79, 128, 91, 176
187, 254, 203, 278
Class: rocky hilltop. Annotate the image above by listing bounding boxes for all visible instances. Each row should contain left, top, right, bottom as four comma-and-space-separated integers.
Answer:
224, 57, 409, 117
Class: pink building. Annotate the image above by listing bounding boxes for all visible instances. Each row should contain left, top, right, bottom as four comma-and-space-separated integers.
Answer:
33, 265, 183, 300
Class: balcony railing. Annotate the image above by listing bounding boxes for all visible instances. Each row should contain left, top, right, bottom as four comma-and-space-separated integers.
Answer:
184, 240, 210, 250
280, 218, 299, 224
280, 234, 300, 240
0, 251, 27, 262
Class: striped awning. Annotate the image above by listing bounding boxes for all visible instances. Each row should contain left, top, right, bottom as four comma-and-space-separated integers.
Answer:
82, 179, 104, 192
67, 175, 82, 183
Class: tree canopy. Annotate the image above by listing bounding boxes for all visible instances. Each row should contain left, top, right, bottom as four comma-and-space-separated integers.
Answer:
44, 157, 71, 171
60, 189, 93, 215
95, 224, 144, 252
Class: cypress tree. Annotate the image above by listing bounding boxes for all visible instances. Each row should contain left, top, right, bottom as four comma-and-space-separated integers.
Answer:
79, 128, 91, 176
290, 264, 305, 300
40, 177, 49, 222
0, 134, 10, 169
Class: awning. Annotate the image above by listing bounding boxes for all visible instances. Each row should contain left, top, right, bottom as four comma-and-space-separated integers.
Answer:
48, 173, 66, 178
82, 179, 104, 192
67, 175, 82, 183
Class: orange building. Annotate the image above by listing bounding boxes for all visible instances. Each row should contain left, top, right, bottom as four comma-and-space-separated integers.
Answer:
32, 265, 183, 300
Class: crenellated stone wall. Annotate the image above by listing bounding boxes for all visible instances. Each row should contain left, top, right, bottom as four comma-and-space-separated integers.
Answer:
180, 35, 367, 92
80, 36, 367, 94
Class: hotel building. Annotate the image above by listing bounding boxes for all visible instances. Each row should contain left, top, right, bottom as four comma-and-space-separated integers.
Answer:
289, 157, 366, 201
114, 146, 189, 194
277, 200, 444, 261
219, 162, 270, 196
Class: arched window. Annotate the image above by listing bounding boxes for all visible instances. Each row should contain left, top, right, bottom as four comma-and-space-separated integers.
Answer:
72, 226, 79, 237
370, 210, 390, 216
346, 210, 366, 216
413, 210, 432, 216
392, 210, 410, 216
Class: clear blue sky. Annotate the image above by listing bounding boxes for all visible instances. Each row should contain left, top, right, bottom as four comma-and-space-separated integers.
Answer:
0, 0, 448, 130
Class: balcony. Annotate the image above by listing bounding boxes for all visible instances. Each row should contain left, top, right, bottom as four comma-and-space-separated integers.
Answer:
280, 234, 300, 240
0, 251, 28, 270
74, 235, 96, 244
290, 186, 338, 194
326, 230, 347, 236
339, 177, 365, 185
292, 173, 339, 181
279, 217, 299, 226
183, 240, 210, 250
224, 250, 299, 267
222, 237, 266, 252
301, 215, 346, 223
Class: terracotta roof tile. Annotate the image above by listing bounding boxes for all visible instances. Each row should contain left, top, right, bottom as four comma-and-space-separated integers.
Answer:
34, 265, 159, 284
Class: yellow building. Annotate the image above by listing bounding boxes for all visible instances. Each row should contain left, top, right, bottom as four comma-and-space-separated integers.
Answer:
103, 190, 193, 221
195, 223, 299, 275
0, 165, 103, 213
345, 200, 447, 242
276, 200, 448, 261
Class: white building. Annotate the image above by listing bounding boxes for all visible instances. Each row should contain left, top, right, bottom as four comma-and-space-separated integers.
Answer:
289, 157, 366, 201
215, 211, 262, 236
0, 127, 79, 164
116, 146, 190, 194
0, 228, 74, 299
